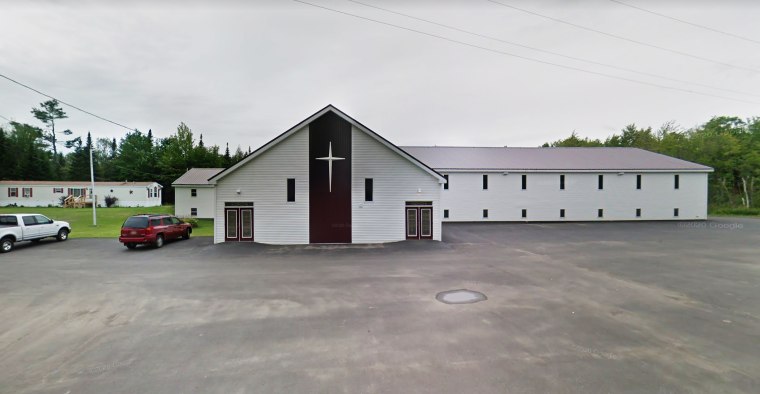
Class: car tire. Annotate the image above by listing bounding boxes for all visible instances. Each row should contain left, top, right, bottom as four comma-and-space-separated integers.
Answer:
182, 229, 190, 240
56, 228, 69, 242
125, 243, 137, 249
154, 234, 164, 249
1, 237, 13, 253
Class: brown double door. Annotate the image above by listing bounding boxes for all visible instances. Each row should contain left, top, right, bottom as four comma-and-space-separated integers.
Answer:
225, 207, 253, 242
406, 204, 433, 240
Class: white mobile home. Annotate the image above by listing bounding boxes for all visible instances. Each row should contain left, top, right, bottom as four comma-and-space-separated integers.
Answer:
173, 168, 224, 219
0, 181, 163, 207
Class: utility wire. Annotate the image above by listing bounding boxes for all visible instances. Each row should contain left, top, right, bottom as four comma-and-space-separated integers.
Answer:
0, 114, 11, 122
609, 0, 760, 46
293, 0, 757, 104
349, 0, 760, 98
0, 72, 136, 131
486, 0, 760, 73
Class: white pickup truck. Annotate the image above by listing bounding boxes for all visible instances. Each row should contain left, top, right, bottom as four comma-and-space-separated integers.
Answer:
0, 214, 72, 253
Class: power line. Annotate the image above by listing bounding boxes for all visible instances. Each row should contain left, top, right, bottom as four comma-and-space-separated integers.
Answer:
348, 0, 760, 98
609, 0, 760, 46
485, 0, 760, 73
0, 73, 136, 131
293, 0, 757, 104
0, 114, 10, 122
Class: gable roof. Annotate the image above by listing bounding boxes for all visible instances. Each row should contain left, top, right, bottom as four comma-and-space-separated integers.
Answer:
401, 146, 713, 172
209, 105, 445, 184
172, 168, 225, 186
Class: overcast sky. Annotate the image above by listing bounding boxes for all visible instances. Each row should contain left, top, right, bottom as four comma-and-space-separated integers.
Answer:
1, 0, 759, 152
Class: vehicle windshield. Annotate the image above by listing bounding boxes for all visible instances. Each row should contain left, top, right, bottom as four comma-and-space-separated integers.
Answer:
123, 217, 149, 228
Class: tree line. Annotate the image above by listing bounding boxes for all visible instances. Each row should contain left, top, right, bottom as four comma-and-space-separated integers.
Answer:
542, 117, 760, 209
0, 99, 249, 203
1, 99, 758, 209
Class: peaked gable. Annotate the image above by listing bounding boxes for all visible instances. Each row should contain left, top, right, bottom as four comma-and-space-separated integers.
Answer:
208, 105, 445, 184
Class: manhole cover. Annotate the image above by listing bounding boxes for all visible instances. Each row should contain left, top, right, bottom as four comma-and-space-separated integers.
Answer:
436, 289, 487, 304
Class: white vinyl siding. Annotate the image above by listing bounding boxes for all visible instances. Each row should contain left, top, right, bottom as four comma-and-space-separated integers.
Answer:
351, 126, 442, 242
175, 186, 215, 218
441, 172, 708, 221
213, 126, 309, 244
0, 183, 161, 207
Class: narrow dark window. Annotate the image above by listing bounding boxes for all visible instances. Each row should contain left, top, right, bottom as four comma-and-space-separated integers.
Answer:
190, 208, 198, 217
560, 209, 565, 218
598, 174, 604, 190
521, 209, 527, 218
598, 209, 604, 218
483, 209, 488, 218
191, 188, 197, 197
674, 208, 679, 217
365, 178, 373, 202
443, 174, 449, 190
443, 209, 449, 219
521, 174, 527, 190
482, 174, 488, 190
560, 175, 565, 190
674, 174, 680, 189
636, 175, 641, 190
286, 178, 295, 202
636, 208, 641, 217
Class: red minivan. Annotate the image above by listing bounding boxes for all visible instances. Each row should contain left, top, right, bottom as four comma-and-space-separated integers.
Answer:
119, 214, 192, 249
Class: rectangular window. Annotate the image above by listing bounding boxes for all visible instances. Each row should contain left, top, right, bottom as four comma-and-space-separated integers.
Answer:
674, 208, 679, 217
443, 209, 449, 219
443, 174, 449, 190
286, 178, 295, 202
53, 187, 64, 193
636, 208, 641, 217
483, 209, 488, 219
521, 174, 527, 190
560, 175, 565, 190
365, 178, 373, 202
482, 174, 488, 190
598, 209, 604, 218
674, 174, 680, 189
191, 188, 197, 197
22, 187, 32, 198
8, 188, 18, 197
190, 208, 198, 217
560, 209, 565, 218
598, 175, 604, 190
636, 175, 641, 190
522, 209, 527, 218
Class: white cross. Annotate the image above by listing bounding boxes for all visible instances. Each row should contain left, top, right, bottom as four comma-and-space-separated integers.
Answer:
316, 141, 345, 192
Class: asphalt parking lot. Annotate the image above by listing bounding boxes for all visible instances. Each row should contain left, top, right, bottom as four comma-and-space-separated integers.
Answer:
1, 218, 758, 393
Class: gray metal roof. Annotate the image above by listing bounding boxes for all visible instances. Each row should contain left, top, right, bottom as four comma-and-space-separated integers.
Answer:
400, 147, 713, 172
172, 168, 225, 185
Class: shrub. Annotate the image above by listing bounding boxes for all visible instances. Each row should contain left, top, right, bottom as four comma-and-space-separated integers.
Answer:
104, 195, 119, 208
58, 196, 67, 207
180, 217, 199, 228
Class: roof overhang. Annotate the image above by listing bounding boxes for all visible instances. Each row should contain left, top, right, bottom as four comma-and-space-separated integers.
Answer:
208, 105, 446, 184
437, 168, 714, 173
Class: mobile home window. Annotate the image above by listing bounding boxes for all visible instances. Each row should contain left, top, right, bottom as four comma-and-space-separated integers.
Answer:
22, 187, 32, 198
8, 188, 18, 197
365, 178, 373, 202
674, 174, 680, 189
443, 209, 449, 218
190, 208, 198, 217
287, 178, 295, 202
482, 174, 488, 190
636, 175, 641, 190
521, 174, 527, 190
560, 209, 565, 218
560, 175, 565, 190
598, 209, 604, 218
636, 208, 641, 217
598, 175, 604, 190
53, 187, 64, 193
443, 174, 449, 190
191, 188, 197, 197
483, 209, 488, 218
674, 208, 679, 217
522, 209, 527, 218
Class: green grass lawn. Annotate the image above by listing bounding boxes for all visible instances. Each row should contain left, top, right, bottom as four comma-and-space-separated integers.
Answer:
0, 206, 214, 238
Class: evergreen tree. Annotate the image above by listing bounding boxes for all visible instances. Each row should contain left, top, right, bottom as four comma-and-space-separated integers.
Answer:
30, 99, 73, 155
223, 143, 232, 167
